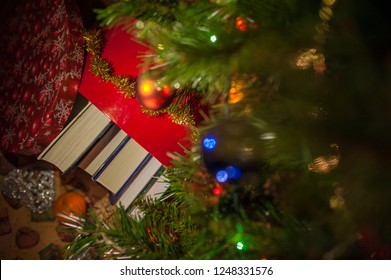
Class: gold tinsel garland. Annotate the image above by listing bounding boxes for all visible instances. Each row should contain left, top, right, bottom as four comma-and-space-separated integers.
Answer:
84, 30, 195, 126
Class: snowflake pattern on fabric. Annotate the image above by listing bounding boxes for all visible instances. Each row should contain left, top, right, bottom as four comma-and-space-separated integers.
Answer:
0, 0, 84, 154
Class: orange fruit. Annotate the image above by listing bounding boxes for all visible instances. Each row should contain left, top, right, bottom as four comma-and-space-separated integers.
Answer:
53, 192, 87, 223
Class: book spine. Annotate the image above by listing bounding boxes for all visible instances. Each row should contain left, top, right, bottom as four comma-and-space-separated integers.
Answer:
92, 135, 131, 180
78, 124, 121, 171
62, 121, 114, 174
109, 153, 153, 204
125, 165, 166, 213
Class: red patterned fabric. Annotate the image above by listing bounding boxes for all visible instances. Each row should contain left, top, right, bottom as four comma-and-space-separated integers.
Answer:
0, 0, 84, 154
79, 27, 192, 166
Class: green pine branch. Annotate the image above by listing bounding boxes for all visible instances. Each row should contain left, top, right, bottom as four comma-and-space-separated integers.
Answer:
63, 0, 391, 259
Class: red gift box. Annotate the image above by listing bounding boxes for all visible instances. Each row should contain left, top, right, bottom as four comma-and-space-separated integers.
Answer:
79, 27, 192, 166
0, 0, 84, 155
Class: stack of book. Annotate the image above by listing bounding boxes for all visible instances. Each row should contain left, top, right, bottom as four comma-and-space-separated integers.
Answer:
38, 102, 169, 215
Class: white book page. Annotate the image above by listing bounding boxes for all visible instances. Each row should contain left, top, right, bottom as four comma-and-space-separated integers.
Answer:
38, 103, 111, 173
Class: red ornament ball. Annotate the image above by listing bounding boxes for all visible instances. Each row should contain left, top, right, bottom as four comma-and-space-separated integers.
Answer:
136, 71, 175, 110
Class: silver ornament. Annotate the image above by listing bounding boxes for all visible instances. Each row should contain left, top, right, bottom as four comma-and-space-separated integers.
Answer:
1, 168, 55, 214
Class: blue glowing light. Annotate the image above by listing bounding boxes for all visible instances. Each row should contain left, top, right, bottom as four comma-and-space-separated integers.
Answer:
203, 136, 217, 150
216, 170, 228, 183
225, 166, 242, 180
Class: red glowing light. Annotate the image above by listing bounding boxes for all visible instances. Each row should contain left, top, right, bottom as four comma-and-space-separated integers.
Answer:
213, 187, 223, 196
235, 17, 247, 32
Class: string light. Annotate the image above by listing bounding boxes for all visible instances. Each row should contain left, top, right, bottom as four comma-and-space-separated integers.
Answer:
213, 186, 223, 196
216, 170, 228, 183
235, 17, 247, 31
203, 136, 217, 150
210, 35, 217, 43
236, 241, 244, 250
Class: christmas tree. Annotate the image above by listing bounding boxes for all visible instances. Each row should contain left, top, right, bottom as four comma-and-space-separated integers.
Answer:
65, 0, 391, 259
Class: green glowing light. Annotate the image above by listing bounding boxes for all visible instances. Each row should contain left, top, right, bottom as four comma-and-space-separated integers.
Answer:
210, 35, 217, 43
236, 242, 244, 250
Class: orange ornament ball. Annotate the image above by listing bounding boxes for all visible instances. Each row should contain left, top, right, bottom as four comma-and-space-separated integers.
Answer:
136, 71, 175, 110
52, 192, 87, 222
